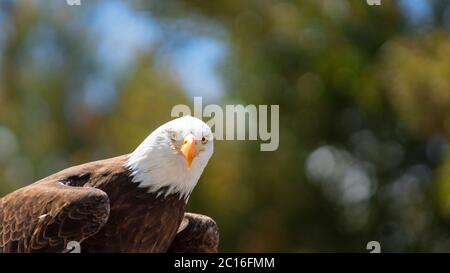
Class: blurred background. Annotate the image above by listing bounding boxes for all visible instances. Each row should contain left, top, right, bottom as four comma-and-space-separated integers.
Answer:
1, 0, 450, 252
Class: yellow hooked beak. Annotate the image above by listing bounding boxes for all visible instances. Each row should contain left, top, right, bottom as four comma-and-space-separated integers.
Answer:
180, 134, 197, 170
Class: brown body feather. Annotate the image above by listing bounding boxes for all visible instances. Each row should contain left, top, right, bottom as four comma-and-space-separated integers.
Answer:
0, 155, 218, 253
168, 213, 219, 253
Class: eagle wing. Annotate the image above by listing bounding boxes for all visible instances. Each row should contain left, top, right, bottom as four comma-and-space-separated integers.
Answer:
0, 180, 110, 253
168, 212, 219, 253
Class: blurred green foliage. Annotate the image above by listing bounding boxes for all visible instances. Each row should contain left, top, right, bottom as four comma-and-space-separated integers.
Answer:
1, 0, 450, 252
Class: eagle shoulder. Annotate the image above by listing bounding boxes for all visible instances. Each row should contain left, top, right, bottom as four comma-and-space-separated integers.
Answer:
168, 212, 219, 253
0, 156, 125, 253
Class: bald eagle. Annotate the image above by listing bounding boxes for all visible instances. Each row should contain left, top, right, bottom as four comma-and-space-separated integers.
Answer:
0, 116, 218, 253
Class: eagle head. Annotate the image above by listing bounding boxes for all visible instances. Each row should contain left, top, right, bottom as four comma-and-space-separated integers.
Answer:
126, 116, 214, 200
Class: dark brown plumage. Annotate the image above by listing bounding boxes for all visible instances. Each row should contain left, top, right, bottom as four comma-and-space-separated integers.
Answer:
0, 155, 219, 253
168, 213, 219, 253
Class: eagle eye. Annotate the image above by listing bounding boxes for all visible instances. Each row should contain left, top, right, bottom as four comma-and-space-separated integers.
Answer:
166, 129, 177, 141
